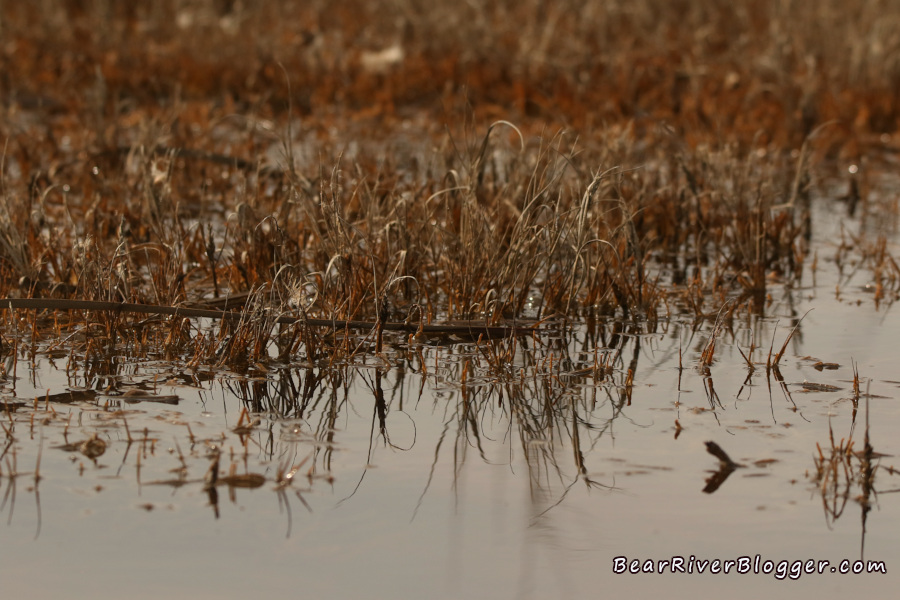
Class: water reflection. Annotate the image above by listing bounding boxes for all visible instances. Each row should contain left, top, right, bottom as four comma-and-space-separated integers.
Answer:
2, 310, 900, 597
215, 321, 667, 503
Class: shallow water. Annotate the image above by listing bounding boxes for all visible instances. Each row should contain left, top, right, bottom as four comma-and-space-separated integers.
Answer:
4, 194, 900, 599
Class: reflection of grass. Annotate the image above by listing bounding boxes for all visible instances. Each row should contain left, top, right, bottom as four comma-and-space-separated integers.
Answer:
0, 308, 897, 538
226, 321, 648, 512
0, 389, 318, 536
811, 384, 891, 551
813, 420, 873, 525
1, 320, 647, 529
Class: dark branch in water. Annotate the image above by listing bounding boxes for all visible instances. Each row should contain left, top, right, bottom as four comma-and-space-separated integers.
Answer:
0, 298, 540, 340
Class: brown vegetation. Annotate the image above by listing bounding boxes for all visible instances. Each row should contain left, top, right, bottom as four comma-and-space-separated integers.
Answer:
1, 0, 899, 367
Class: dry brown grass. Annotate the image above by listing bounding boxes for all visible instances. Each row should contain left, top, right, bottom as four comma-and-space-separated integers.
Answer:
0, 0, 898, 368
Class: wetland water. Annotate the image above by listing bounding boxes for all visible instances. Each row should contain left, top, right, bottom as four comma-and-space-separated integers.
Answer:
3, 196, 898, 599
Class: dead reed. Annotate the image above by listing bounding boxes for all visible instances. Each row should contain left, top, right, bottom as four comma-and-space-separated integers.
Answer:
2, 1, 896, 363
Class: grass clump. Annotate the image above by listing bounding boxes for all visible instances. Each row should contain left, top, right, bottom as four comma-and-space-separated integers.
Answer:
0, 0, 897, 369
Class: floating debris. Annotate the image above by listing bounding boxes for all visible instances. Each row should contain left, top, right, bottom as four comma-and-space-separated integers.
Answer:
43, 389, 98, 404
79, 434, 107, 460
812, 361, 841, 371
798, 381, 842, 392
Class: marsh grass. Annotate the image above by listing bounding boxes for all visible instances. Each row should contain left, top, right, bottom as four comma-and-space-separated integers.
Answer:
4, 0, 899, 349
2, 0, 900, 543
